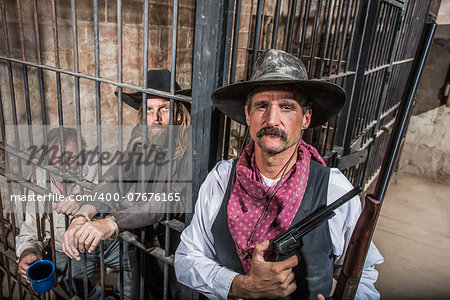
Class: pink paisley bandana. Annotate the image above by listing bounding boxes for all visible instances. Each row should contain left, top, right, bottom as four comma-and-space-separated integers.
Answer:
227, 140, 326, 273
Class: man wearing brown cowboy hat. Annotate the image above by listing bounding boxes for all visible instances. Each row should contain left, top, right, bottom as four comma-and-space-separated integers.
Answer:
62, 69, 191, 299
175, 50, 383, 299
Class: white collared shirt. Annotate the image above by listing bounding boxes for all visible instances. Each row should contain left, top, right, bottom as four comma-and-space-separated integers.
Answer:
175, 159, 383, 299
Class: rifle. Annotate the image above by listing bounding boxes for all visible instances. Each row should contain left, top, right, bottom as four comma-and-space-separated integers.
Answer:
333, 21, 437, 300
264, 186, 362, 262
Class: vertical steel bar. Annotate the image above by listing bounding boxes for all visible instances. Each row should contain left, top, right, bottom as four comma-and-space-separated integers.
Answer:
343, 0, 359, 73
367, 70, 383, 132
0, 81, 13, 300
271, 0, 281, 49
138, 0, 147, 298
0, 194, 13, 298
222, 117, 231, 160
69, 1, 89, 299
286, 0, 297, 52
17, 0, 30, 293
298, 0, 311, 60
375, 5, 391, 67
367, 71, 383, 137
117, 68, 125, 299
49, 0, 74, 295
92, 2, 104, 297
308, 0, 323, 77
251, 0, 263, 66
318, 0, 334, 78
360, 73, 376, 135
328, 0, 344, 77
321, 121, 331, 156
164, 0, 180, 298
119, 239, 124, 300
93, 0, 102, 178
336, 0, 352, 74
353, 75, 368, 139
170, 0, 179, 94
218, 0, 236, 88
32, 0, 56, 267
116, 0, 125, 298
229, 0, 242, 84
70, 0, 83, 151
373, 69, 386, 124
363, 72, 379, 136
330, 117, 339, 152
367, 4, 382, 70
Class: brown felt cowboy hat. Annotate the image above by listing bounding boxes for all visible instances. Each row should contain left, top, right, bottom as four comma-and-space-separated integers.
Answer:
116, 69, 191, 110
211, 49, 346, 128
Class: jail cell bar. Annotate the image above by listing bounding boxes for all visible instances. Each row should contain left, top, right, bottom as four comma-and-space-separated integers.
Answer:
210, 0, 434, 191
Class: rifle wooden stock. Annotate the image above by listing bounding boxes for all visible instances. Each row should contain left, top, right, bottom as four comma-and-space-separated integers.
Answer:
333, 195, 381, 300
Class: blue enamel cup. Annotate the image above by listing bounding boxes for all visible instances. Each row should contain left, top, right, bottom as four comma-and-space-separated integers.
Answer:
26, 260, 56, 293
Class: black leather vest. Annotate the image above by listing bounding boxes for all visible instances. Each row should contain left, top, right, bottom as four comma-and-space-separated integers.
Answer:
211, 160, 333, 300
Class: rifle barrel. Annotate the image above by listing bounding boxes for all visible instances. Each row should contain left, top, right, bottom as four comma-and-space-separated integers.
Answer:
274, 186, 362, 244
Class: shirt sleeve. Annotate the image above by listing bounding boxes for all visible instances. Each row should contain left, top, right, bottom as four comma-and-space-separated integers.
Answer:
15, 191, 47, 259
175, 160, 239, 300
327, 168, 384, 299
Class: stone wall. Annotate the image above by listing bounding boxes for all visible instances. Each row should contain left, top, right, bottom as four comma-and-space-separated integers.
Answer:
398, 2, 450, 184
399, 105, 450, 185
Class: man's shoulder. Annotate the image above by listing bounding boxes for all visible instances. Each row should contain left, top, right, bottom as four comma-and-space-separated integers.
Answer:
310, 159, 331, 173
193, 159, 234, 219
206, 159, 234, 186
195, 159, 234, 200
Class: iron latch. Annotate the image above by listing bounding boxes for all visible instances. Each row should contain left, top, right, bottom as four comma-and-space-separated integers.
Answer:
337, 149, 368, 171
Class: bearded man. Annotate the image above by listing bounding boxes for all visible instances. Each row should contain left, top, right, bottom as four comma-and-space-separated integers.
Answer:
174, 50, 383, 300
62, 69, 191, 299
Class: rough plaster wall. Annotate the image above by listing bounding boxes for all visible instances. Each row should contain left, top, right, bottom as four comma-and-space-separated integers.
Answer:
436, 0, 450, 24
399, 105, 450, 185
398, 2, 450, 183
0, 0, 194, 121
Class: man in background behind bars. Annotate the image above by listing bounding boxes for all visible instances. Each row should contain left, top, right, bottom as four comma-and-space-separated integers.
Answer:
175, 49, 383, 299
16, 127, 132, 299
62, 70, 191, 299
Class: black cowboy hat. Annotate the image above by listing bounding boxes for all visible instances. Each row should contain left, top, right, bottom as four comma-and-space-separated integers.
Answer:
211, 49, 346, 128
116, 69, 191, 110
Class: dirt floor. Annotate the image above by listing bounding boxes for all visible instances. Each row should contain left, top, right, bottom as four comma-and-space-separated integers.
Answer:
373, 173, 450, 299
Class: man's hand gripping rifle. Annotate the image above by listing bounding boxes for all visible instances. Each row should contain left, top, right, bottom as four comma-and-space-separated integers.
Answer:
264, 186, 363, 262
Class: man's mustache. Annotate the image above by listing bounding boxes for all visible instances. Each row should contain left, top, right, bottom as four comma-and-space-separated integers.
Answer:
256, 127, 287, 141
